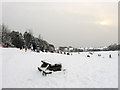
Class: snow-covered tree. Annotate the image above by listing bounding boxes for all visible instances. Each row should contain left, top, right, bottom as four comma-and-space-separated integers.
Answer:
2, 24, 12, 47
10, 31, 24, 48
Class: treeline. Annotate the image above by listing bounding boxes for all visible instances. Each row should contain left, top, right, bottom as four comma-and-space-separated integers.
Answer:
58, 44, 120, 53
107, 44, 120, 51
1, 24, 55, 52
0, 24, 119, 52
87, 44, 120, 51
58, 46, 84, 53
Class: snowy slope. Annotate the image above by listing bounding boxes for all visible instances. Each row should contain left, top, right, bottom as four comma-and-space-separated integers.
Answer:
2, 47, 118, 88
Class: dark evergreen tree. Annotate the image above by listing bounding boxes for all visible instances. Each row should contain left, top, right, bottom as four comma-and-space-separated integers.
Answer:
10, 31, 24, 48
108, 44, 118, 51
23, 31, 33, 48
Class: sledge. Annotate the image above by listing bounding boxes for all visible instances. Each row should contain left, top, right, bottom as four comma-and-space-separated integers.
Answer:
38, 60, 62, 76
38, 67, 52, 76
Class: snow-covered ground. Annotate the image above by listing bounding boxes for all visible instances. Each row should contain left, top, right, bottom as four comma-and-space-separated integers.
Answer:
1, 47, 118, 88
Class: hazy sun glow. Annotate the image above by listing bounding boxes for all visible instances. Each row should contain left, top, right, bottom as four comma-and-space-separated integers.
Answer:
96, 20, 112, 26
99, 21, 108, 25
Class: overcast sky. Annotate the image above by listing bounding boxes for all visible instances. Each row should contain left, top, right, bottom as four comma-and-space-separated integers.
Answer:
2, 2, 118, 48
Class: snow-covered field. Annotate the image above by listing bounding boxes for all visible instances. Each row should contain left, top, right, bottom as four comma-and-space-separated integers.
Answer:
1, 47, 118, 88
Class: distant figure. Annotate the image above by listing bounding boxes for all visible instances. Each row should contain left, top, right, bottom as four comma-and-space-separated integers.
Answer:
41, 46, 44, 52
2, 45, 5, 48
118, 54, 119, 56
89, 52, 93, 55
67, 52, 70, 55
87, 55, 90, 57
31, 45, 33, 51
98, 54, 101, 56
33, 44, 36, 51
20, 47, 22, 50
25, 48, 27, 52
109, 54, 111, 58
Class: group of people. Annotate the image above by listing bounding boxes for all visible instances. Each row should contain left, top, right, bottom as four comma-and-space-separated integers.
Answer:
24, 44, 52, 53
23, 45, 118, 59
24, 44, 37, 52
87, 52, 112, 58
98, 54, 112, 58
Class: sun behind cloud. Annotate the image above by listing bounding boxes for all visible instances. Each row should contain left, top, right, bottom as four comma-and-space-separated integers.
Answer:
96, 20, 113, 26
99, 21, 108, 25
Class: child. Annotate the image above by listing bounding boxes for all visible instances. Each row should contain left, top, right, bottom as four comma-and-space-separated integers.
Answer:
25, 48, 27, 52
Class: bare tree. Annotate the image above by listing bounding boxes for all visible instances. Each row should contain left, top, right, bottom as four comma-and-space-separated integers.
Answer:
2, 24, 11, 46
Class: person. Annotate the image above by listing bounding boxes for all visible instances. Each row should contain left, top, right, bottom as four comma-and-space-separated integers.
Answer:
25, 48, 27, 52
109, 54, 111, 58
87, 55, 90, 57
31, 44, 33, 51
2, 45, 5, 48
33, 44, 36, 51
20, 47, 22, 50
98, 54, 101, 56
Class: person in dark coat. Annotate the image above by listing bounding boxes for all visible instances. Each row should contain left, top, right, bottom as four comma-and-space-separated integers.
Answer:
109, 54, 111, 58
87, 55, 90, 57
33, 44, 36, 51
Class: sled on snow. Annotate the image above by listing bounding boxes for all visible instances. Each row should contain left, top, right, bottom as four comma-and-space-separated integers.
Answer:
38, 67, 52, 76
38, 60, 62, 76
